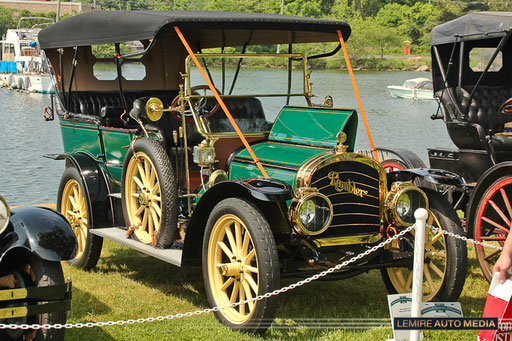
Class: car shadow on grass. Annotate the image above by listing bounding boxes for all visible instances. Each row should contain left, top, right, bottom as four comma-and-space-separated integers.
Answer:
97, 245, 209, 308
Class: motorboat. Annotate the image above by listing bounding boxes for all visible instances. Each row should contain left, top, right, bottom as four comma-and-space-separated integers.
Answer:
387, 77, 434, 100
0, 17, 54, 93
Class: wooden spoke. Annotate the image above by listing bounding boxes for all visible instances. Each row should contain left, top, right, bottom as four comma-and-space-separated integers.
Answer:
137, 163, 146, 184
150, 208, 160, 229
218, 242, 234, 260
135, 205, 145, 217
482, 216, 509, 233
82, 218, 88, 226
68, 195, 77, 210
244, 249, 255, 264
133, 176, 144, 190
141, 208, 148, 232
239, 283, 245, 315
151, 202, 162, 217
235, 221, 242, 255
221, 277, 235, 292
245, 265, 258, 274
245, 273, 258, 294
242, 229, 250, 256
152, 195, 161, 202
152, 183, 160, 194
423, 266, 436, 293
485, 249, 501, 261
224, 225, 237, 257
480, 235, 506, 241
131, 193, 139, 198
147, 211, 154, 236
426, 250, 446, 258
429, 262, 445, 278
229, 281, 239, 304
242, 281, 254, 311
489, 200, 511, 226
405, 271, 413, 291
425, 231, 444, 249
144, 159, 151, 183
150, 166, 156, 185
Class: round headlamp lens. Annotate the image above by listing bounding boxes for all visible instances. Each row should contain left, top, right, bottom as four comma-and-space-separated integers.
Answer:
0, 196, 10, 234
298, 195, 332, 234
396, 189, 427, 225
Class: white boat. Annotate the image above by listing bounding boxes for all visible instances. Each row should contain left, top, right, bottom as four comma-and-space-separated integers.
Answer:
387, 77, 434, 100
0, 17, 54, 94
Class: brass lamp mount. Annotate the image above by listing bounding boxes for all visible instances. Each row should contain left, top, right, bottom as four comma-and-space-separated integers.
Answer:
145, 97, 181, 122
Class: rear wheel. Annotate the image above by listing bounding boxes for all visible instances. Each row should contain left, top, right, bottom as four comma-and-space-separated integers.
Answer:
203, 198, 279, 332
58, 167, 102, 270
381, 159, 407, 173
474, 176, 512, 282
381, 191, 467, 301
122, 137, 178, 248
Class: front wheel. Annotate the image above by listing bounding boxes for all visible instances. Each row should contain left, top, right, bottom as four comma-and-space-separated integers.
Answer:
381, 190, 467, 301
0, 255, 66, 340
58, 167, 102, 270
203, 198, 279, 333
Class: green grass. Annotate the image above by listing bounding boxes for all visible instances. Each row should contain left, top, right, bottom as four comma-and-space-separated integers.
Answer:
61, 240, 489, 340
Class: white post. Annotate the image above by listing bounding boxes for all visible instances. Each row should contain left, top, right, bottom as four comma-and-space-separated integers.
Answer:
410, 208, 428, 341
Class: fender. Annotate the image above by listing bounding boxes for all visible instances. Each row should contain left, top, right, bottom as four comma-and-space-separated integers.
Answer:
387, 168, 464, 187
466, 161, 512, 237
0, 206, 77, 267
182, 179, 293, 266
356, 147, 426, 168
51, 151, 115, 228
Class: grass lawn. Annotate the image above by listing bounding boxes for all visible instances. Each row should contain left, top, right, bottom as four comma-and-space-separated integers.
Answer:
62, 238, 488, 340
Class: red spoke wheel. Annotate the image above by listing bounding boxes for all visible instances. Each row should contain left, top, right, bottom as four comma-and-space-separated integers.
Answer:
474, 177, 512, 282
381, 159, 407, 173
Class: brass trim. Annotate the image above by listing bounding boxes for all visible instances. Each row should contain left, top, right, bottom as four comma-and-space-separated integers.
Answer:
0, 306, 28, 319
0, 195, 10, 235
289, 188, 333, 235
0, 288, 27, 301
313, 233, 382, 247
384, 182, 429, 227
295, 152, 387, 213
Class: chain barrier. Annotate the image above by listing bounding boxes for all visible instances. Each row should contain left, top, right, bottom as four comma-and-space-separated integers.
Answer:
427, 224, 504, 251
0, 224, 415, 330
0, 222, 503, 330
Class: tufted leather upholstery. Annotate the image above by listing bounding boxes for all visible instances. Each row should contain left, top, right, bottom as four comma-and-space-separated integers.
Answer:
438, 86, 512, 151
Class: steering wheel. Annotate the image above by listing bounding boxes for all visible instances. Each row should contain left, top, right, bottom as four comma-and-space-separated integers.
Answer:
500, 97, 512, 114
170, 85, 221, 123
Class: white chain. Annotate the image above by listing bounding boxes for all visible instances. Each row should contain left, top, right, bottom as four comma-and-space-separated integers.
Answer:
0, 222, 504, 330
0, 224, 415, 330
427, 224, 504, 251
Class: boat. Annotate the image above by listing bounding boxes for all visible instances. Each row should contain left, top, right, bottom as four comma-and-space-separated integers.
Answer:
0, 17, 54, 94
387, 77, 434, 100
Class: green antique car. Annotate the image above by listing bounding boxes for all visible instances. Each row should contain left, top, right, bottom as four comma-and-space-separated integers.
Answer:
39, 10, 467, 331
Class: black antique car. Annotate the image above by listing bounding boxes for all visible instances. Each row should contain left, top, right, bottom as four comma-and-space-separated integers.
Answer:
380, 12, 512, 283
0, 196, 76, 340
39, 11, 467, 331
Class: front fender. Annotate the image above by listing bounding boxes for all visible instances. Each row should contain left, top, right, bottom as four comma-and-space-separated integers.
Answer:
387, 168, 464, 188
182, 179, 293, 266
0, 206, 77, 264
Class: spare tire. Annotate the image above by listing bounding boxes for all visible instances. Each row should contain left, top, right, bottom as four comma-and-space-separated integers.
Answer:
122, 137, 178, 248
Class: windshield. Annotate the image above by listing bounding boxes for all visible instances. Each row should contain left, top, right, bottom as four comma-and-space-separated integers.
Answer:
186, 54, 311, 134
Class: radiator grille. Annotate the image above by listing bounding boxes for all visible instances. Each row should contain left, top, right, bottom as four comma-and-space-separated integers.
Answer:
310, 160, 381, 237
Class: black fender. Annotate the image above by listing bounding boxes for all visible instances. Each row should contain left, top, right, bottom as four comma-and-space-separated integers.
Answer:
356, 147, 426, 168
387, 168, 465, 187
181, 179, 293, 266
53, 151, 115, 228
0, 206, 77, 269
466, 161, 512, 237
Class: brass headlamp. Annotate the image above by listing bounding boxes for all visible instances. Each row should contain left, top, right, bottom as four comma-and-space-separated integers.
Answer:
193, 139, 216, 167
385, 182, 428, 227
289, 188, 333, 235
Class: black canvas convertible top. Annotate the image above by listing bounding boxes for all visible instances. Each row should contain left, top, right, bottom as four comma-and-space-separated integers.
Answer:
39, 10, 351, 49
431, 11, 512, 45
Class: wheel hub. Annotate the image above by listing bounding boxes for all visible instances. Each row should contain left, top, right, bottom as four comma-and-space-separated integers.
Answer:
220, 262, 243, 277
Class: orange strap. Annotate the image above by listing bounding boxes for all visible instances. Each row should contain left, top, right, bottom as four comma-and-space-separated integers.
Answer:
174, 26, 269, 179
337, 30, 379, 162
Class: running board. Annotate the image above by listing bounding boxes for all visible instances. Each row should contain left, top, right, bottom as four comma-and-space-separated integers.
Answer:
90, 228, 182, 267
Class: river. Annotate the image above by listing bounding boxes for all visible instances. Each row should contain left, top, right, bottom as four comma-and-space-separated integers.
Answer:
0, 70, 454, 206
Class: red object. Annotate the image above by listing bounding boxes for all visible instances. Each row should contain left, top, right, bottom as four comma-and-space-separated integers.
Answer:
478, 273, 512, 340
402, 46, 411, 55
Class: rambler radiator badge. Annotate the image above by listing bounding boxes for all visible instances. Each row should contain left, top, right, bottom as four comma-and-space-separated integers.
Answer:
328, 171, 369, 197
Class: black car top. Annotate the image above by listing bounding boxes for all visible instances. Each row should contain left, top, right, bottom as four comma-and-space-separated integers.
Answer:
39, 10, 351, 49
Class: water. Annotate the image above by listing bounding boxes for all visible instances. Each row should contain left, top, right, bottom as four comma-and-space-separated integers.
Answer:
0, 70, 455, 206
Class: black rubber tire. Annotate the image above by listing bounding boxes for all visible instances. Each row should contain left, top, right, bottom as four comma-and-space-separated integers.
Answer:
1, 256, 67, 340
380, 190, 468, 301
57, 167, 103, 271
122, 137, 178, 248
202, 198, 280, 333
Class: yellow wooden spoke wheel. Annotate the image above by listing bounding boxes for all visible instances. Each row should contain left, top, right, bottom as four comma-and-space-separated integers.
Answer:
61, 179, 88, 259
203, 198, 279, 333
125, 152, 162, 244
57, 167, 102, 270
122, 137, 178, 248
381, 192, 467, 302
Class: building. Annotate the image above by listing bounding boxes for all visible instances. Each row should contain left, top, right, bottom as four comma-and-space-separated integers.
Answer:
0, 0, 96, 15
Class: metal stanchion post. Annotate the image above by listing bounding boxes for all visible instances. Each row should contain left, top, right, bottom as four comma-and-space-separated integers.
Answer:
410, 208, 428, 341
